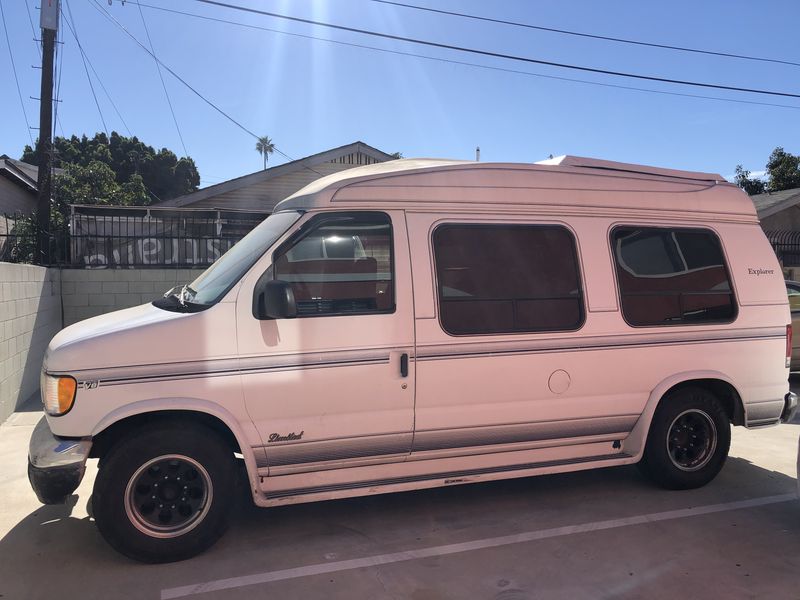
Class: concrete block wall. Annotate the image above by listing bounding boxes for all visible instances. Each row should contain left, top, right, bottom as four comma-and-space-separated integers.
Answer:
61, 269, 205, 326
0, 263, 62, 422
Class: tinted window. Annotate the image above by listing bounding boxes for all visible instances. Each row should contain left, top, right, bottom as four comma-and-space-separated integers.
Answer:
612, 227, 736, 326
433, 224, 584, 335
273, 212, 394, 316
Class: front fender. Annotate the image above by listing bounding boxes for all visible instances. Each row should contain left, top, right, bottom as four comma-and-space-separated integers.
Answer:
622, 370, 741, 460
91, 397, 264, 497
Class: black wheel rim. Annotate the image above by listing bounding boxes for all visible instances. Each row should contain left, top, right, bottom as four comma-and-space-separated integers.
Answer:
666, 409, 717, 472
124, 454, 212, 538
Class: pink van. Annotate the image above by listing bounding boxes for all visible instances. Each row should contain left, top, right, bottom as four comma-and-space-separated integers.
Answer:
28, 156, 797, 562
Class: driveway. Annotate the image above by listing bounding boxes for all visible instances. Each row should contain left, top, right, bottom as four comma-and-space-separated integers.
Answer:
1, 392, 798, 600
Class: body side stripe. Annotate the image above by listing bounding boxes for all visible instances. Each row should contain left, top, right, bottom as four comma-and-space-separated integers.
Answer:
64, 329, 782, 386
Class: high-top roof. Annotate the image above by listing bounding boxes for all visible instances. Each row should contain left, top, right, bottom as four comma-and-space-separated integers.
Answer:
275, 155, 751, 221
535, 155, 726, 183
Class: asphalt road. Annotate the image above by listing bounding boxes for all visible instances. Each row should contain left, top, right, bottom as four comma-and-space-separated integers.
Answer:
1, 391, 798, 600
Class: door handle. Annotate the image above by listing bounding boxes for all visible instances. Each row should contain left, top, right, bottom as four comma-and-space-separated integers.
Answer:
400, 353, 409, 378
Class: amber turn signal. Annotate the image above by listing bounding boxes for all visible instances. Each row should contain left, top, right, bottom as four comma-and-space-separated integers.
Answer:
41, 373, 77, 416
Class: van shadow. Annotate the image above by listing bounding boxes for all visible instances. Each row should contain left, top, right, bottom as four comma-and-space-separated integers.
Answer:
0, 456, 797, 596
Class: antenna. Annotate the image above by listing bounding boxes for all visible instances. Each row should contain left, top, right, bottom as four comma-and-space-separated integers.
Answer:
476, 146, 480, 161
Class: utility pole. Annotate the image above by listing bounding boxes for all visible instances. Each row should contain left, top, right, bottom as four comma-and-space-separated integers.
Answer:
35, 0, 59, 265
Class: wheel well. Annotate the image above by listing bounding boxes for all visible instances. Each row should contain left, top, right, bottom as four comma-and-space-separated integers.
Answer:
662, 379, 745, 426
89, 410, 242, 460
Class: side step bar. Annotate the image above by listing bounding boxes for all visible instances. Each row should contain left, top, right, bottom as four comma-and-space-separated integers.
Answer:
265, 452, 633, 501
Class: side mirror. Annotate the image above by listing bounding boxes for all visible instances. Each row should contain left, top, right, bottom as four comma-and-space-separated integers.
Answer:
253, 279, 297, 320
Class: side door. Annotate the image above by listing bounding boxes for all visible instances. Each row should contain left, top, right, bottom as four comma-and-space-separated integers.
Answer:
235, 210, 415, 476
408, 214, 640, 464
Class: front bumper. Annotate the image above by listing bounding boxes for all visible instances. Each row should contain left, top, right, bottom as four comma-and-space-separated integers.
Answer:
781, 391, 798, 423
28, 416, 92, 504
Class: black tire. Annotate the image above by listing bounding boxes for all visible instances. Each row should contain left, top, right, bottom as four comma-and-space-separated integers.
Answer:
638, 386, 731, 490
92, 422, 236, 563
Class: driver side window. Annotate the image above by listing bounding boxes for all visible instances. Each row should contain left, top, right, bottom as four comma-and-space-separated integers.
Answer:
272, 212, 395, 317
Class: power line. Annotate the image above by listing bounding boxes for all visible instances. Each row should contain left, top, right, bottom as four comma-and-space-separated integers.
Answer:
67, 2, 165, 204
60, 1, 164, 204
89, 0, 318, 173
370, 0, 800, 69
190, 0, 800, 100
1, 0, 35, 146
91, 0, 259, 138
130, 1, 800, 112
64, 0, 108, 137
63, 0, 132, 135
136, 1, 189, 157
23, 0, 41, 57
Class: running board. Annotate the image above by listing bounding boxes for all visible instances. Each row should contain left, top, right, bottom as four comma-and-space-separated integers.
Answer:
264, 452, 634, 501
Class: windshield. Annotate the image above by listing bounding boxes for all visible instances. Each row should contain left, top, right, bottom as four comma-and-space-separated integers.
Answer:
172, 210, 301, 307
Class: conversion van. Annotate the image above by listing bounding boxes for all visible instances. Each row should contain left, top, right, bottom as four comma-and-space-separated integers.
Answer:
28, 156, 797, 562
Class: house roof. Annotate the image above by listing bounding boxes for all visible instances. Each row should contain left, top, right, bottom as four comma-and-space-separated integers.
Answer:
750, 187, 800, 219
0, 154, 66, 192
0, 155, 40, 193
155, 141, 393, 209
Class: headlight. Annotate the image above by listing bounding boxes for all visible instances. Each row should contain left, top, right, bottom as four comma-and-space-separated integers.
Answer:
41, 372, 77, 416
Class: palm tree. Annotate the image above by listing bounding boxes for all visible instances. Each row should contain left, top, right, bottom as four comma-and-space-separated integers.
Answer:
255, 135, 275, 170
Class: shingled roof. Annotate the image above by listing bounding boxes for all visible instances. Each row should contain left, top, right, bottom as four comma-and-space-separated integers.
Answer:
751, 187, 800, 219
155, 141, 393, 210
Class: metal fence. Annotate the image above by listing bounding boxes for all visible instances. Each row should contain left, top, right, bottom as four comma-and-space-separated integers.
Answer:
0, 212, 68, 266
766, 231, 800, 268
1, 205, 269, 268
5, 216, 797, 270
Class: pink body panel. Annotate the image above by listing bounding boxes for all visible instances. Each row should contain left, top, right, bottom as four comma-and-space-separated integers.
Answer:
41, 158, 790, 506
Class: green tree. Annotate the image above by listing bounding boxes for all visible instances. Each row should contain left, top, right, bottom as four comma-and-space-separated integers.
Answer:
734, 165, 765, 196
21, 131, 200, 204
766, 147, 800, 192
255, 135, 275, 170
389, 151, 403, 159
53, 161, 149, 207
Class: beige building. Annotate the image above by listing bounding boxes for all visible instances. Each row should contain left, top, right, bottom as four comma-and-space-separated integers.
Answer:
155, 141, 393, 211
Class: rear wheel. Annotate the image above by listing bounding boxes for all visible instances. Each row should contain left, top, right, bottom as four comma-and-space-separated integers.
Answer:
638, 387, 731, 490
92, 422, 236, 563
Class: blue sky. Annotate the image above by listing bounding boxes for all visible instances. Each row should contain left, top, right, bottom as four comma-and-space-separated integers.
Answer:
1, 0, 799, 187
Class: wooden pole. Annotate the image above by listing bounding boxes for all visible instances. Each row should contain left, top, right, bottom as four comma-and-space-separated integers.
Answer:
35, 21, 57, 264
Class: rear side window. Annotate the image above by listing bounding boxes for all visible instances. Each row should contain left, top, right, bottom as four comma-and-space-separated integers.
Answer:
611, 227, 737, 326
273, 212, 394, 316
433, 224, 584, 335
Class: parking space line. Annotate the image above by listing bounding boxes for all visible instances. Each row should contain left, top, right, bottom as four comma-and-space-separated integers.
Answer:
161, 493, 797, 599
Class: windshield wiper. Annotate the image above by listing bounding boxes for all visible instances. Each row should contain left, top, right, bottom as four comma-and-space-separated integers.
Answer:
163, 284, 197, 306
177, 284, 197, 306
157, 284, 203, 312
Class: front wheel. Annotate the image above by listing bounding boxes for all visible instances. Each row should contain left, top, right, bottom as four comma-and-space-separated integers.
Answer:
92, 422, 236, 563
638, 387, 731, 490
